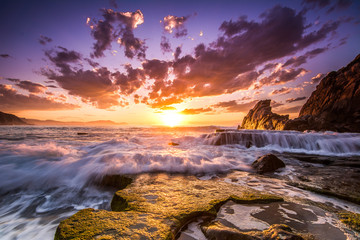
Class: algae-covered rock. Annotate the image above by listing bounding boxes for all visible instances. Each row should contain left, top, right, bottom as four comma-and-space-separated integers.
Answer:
202, 222, 305, 240
338, 212, 360, 232
55, 173, 282, 240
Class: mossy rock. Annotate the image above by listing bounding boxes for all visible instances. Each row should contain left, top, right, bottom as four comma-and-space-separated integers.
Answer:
55, 173, 282, 240
338, 212, 360, 232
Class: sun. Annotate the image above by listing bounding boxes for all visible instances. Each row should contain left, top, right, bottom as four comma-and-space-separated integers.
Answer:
160, 111, 183, 127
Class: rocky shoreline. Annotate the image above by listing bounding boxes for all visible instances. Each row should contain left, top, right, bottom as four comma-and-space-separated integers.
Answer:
54, 151, 360, 239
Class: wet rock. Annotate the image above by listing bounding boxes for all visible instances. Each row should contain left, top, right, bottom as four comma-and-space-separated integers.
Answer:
77, 132, 88, 135
284, 54, 360, 132
55, 173, 282, 240
203, 222, 304, 240
168, 142, 179, 146
252, 154, 285, 174
240, 100, 289, 130
95, 174, 133, 190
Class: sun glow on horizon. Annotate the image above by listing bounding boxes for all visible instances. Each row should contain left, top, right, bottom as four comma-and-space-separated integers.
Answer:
160, 111, 184, 127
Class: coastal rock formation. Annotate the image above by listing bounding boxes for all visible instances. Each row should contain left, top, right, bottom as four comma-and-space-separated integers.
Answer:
284, 54, 360, 132
55, 173, 282, 240
240, 100, 289, 130
252, 154, 285, 174
0, 111, 28, 125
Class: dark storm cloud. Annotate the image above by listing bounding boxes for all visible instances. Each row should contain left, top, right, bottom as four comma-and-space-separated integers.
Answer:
90, 9, 146, 59
0, 54, 10, 58
180, 107, 213, 115
0, 84, 78, 111
270, 87, 292, 96
113, 64, 145, 95
160, 36, 172, 53
162, 15, 190, 38
212, 100, 257, 112
286, 96, 307, 103
38, 35, 53, 45
311, 73, 325, 83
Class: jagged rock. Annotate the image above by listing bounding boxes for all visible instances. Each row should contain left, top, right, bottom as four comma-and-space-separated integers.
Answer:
284, 54, 360, 132
0, 111, 28, 125
240, 100, 289, 130
252, 154, 285, 174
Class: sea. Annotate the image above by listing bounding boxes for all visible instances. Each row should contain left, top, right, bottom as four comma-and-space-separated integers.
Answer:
0, 125, 360, 239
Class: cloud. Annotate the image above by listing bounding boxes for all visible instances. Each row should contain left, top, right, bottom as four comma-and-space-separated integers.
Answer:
162, 15, 189, 38
212, 100, 257, 112
90, 9, 146, 59
180, 107, 213, 115
283, 47, 328, 67
0, 84, 78, 111
260, 68, 308, 86
270, 87, 292, 95
275, 105, 302, 114
7, 79, 47, 93
286, 96, 307, 103
43, 47, 127, 109
0, 54, 10, 58
142, 5, 340, 108
38, 35, 52, 45
174, 46, 182, 60
160, 36, 172, 53
302, 0, 352, 11
271, 101, 284, 108
311, 73, 325, 83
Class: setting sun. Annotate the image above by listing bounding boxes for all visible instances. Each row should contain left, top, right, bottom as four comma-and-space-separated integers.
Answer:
160, 111, 183, 127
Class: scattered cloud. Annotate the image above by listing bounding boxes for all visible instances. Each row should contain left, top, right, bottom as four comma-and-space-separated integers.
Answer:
90, 9, 146, 59
161, 15, 190, 38
6, 78, 47, 93
180, 107, 213, 115
38, 35, 52, 45
286, 96, 307, 103
275, 105, 302, 114
311, 73, 325, 83
270, 87, 292, 96
0, 84, 78, 111
283, 47, 328, 67
212, 100, 257, 112
160, 36, 172, 53
43, 47, 125, 108
0, 54, 10, 58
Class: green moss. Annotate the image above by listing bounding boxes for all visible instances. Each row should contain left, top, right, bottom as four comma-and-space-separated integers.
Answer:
338, 212, 360, 232
56, 173, 283, 240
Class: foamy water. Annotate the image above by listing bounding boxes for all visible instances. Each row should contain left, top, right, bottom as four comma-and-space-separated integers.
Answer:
0, 126, 359, 239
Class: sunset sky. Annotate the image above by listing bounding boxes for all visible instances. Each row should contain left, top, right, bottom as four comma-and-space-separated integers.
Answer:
0, 0, 359, 126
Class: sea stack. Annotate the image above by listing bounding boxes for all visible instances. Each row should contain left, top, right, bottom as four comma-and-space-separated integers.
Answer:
284, 54, 360, 132
240, 100, 289, 130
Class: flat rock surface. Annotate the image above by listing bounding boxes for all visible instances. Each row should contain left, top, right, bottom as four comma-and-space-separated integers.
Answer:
55, 173, 282, 240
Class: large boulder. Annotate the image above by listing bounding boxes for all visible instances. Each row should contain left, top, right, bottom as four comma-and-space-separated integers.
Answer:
284, 54, 360, 132
252, 154, 285, 174
240, 100, 289, 130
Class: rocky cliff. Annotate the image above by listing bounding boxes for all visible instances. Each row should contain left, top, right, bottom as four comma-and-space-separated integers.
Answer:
240, 100, 289, 130
0, 111, 28, 125
284, 54, 360, 132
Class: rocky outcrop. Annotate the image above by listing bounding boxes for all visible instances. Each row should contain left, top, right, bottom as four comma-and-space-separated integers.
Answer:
55, 173, 282, 240
252, 154, 286, 174
284, 54, 360, 132
240, 100, 289, 130
0, 111, 28, 125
